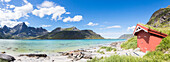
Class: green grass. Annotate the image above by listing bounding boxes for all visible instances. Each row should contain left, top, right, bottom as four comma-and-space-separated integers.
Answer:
97, 49, 105, 54
156, 36, 170, 52
144, 51, 170, 61
100, 46, 107, 49
106, 47, 116, 52
0, 59, 8, 62
121, 36, 137, 49
100, 46, 117, 52
87, 55, 163, 62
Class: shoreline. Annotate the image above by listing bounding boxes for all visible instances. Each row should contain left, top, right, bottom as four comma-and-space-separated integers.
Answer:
0, 41, 146, 62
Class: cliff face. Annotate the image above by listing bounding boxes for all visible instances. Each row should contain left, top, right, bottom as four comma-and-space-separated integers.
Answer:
147, 6, 170, 27
0, 22, 48, 39
37, 27, 104, 39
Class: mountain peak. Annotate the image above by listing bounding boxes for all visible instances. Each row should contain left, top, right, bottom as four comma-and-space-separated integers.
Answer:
64, 27, 79, 31
2, 25, 10, 33
19, 22, 27, 27
3, 25, 8, 29
13, 22, 28, 29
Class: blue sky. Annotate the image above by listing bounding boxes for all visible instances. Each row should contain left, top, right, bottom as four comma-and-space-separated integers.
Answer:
0, 0, 170, 38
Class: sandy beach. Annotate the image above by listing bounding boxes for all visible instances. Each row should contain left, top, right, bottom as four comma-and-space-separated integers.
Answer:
0, 41, 146, 62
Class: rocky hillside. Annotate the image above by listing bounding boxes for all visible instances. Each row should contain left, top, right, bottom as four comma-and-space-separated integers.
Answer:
147, 5, 170, 27
37, 27, 104, 39
0, 22, 48, 39
118, 34, 133, 39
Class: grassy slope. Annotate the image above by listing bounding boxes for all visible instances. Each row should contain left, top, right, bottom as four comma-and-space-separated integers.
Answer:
88, 55, 163, 62
121, 36, 137, 49
147, 8, 170, 27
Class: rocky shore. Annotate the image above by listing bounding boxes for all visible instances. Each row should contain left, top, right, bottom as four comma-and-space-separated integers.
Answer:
0, 41, 146, 62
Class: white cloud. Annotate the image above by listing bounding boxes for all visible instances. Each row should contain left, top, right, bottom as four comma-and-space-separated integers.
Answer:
63, 15, 83, 22
37, 1, 55, 8
65, 12, 70, 14
127, 26, 136, 31
3, 0, 11, 2
87, 22, 98, 26
42, 25, 52, 27
0, 0, 33, 27
32, 1, 66, 20
107, 25, 121, 28
9, 5, 15, 8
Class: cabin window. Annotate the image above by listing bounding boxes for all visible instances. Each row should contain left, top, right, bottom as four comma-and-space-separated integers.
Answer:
138, 36, 141, 38
138, 27, 141, 29
144, 36, 147, 37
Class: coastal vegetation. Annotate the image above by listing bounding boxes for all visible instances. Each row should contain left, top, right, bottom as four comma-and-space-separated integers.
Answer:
87, 55, 163, 62
99, 46, 117, 52
0, 59, 8, 62
120, 36, 137, 49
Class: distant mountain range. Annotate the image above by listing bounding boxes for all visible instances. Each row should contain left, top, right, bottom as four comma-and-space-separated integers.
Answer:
0, 22, 48, 39
36, 27, 104, 39
0, 22, 104, 39
117, 34, 133, 39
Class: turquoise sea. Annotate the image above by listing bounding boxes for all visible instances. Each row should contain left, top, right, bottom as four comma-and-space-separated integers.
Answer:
0, 39, 125, 54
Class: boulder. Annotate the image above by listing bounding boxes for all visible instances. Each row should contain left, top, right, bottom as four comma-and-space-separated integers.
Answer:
0, 54, 15, 61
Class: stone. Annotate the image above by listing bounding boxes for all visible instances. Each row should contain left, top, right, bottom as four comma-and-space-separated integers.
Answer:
0, 54, 15, 61
19, 54, 47, 58
1, 52, 6, 54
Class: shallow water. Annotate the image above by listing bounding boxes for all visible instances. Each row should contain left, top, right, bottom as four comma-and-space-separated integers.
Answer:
0, 39, 125, 54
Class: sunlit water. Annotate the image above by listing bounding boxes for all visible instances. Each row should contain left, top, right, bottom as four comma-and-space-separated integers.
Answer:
0, 39, 125, 54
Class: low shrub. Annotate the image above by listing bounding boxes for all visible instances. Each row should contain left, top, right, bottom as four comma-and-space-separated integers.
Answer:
121, 36, 137, 49
100, 46, 117, 52
0, 59, 8, 62
144, 51, 170, 61
100, 46, 107, 49
156, 36, 170, 52
97, 49, 105, 54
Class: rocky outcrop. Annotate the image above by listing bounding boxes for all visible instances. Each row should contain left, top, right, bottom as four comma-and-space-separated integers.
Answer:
58, 49, 92, 61
147, 6, 170, 27
37, 27, 104, 39
0, 54, 15, 62
118, 34, 133, 39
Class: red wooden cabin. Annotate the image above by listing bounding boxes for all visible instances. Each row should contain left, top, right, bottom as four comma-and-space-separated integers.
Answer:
133, 24, 168, 53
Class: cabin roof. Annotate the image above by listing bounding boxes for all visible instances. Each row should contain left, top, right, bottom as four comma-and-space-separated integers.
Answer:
133, 24, 168, 38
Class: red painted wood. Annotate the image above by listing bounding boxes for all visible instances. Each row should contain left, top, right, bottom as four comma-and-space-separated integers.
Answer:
134, 24, 168, 53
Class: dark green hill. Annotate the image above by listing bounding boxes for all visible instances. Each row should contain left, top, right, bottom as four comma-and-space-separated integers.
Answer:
37, 27, 104, 39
